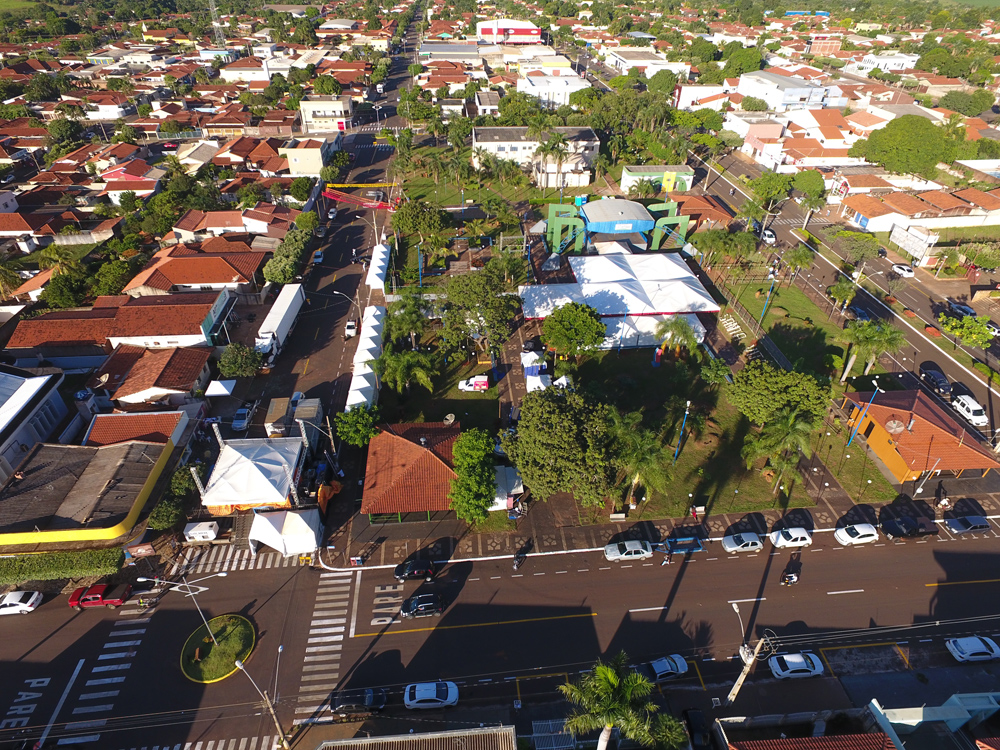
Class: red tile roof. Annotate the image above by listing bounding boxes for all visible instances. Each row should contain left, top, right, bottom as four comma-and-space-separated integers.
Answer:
361, 422, 461, 514
112, 346, 211, 399
728, 733, 895, 750
84, 411, 184, 447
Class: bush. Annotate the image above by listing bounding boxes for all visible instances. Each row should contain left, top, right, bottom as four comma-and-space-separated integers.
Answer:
218, 342, 263, 377
973, 361, 994, 380
148, 497, 185, 530
263, 227, 312, 284
0, 548, 123, 584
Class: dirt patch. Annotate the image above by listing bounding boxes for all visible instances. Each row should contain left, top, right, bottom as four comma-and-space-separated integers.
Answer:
821, 644, 909, 677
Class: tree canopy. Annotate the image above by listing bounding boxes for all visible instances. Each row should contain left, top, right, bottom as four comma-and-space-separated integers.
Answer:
728, 359, 830, 425
502, 388, 613, 507
218, 342, 263, 377
849, 115, 949, 177
448, 428, 497, 524
334, 405, 381, 447
542, 302, 606, 359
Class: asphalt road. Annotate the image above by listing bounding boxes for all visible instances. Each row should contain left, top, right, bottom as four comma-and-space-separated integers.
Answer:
693, 154, 1000, 446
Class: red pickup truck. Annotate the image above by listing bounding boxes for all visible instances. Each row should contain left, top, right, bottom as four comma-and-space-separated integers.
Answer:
68, 584, 132, 610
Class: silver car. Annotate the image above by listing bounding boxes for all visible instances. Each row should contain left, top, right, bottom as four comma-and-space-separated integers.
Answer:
721, 531, 763, 554
946, 516, 990, 535
603, 540, 653, 562
833, 523, 879, 546
769, 527, 812, 549
768, 652, 824, 679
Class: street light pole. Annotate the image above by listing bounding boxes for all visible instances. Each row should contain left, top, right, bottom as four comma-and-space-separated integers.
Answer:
235, 660, 290, 750
329, 289, 361, 321
731, 602, 751, 663
137, 573, 227, 646
847, 378, 883, 447
672, 400, 691, 466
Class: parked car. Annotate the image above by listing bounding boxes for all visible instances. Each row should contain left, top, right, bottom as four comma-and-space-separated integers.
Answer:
603, 539, 654, 562
394, 559, 436, 581
877, 246, 888, 258
761, 229, 777, 245
891, 264, 914, 278
636, 655, 689, 682
918, 363, 952, 399
0, 591, 42, 615
768, 652, 824, 679
947, 300, 977, 319
403, 681, 459, 709
330, 688, 387, 718
327, 207, 338, 220
721, 531, 763, 554
68, 584, 132, 610
232, 401, 258, 431
400, 593, 445, 619
880, 515, 938, 540
313, 249, 325, 263
833, 523, 879, 546
314, 226, 327, 238
951, 394, 989, 428
987, 320, 1000, 338
945, 515, 991, 535
846, 305, 872, 322
946, 636, 1000, 662
683, 709, 712, 750
769, 527, 812, 549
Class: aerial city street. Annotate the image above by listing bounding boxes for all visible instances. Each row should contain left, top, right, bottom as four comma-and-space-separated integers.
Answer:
2, 0, 1000, 748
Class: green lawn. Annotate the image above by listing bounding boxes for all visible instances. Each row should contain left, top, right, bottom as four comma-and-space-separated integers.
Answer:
576, 350, 815, 518
729, 281, 848, 377
813, 419, 899, 505
19, 242, 99, 269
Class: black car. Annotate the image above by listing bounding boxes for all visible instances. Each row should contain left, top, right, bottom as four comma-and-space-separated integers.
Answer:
683, 709, 712, 750
918, 362, 952, 398
393, 559, 436, 582
947, 300, 977, 319
881, 515, 938, 540
846, 304, 872, 322
400, 592, 444, 618
330, 688, 387, 718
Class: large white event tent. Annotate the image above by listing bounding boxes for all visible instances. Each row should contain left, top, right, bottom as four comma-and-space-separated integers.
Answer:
519, 253, 718, 350
248, 508, 322, 557
202, 438, 305, 509
365, 244, 391, 291
346, 305, 385, 410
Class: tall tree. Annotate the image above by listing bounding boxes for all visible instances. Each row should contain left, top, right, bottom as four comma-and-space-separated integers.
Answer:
728, 360, 830, 425
784, 244, 815, 284
655, 316, 701, 360
374, 349, 438, 396
386, 288, 427, 349
38, 245, 81, 277
542, 302, 606, 360
863, 321, 906, 374
448, 428, 496, 525
839, 320, 878, 383
828, 277, 857, 314
609, 410, 670, 503
741, 406, 814, 492
442, 258, 521, 358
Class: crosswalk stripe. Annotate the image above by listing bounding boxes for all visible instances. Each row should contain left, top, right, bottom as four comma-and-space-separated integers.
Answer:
300, 672, 338, 682
302, 662, 340, 672
303, 654, 340, 663
310, 618, 346, 626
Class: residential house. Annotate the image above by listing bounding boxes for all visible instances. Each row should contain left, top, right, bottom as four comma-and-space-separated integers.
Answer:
82, 411, 186, 448
516, 72, 591, 108
122, 243, 268, 297
471, 126, 601, 170
736, 70, 846, 112
298, 95, 354, 133
220, 55, 273, 83
86, 344, 211, 406
278, 137, 336, 177
844, 51, 920, 76
475, 90, 500, 117
605, 49, 688, 78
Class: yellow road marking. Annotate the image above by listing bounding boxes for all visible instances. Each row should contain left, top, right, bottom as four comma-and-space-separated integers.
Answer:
895, 644, 911, 670
818, 648, 837, 678
820, 641, 911, 678
301, 358, 309, 375
691, 660, 706, 691
352, 611, 597, 638
515, 672, 568, 701
925, 578, 1000, 587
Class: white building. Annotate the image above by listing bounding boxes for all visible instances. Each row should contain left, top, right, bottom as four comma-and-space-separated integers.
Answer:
736, 70, 846, 112
220, 56, 272, 83
471, 126, 601, 169
298, 95, 354, 133
0, 365, 68, 481
844, 52, 920, 76
605, 49, 689, 79
476, 19, 542, 44
516, 73, 591, 108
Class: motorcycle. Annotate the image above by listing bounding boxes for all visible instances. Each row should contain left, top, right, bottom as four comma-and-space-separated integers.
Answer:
513, 553, 526, 571
780, 572, 798, 586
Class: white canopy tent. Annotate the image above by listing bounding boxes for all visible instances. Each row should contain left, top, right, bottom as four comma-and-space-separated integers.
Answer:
205, 379, 236, 397
525, 373, 552, 392
248, 509, 322, 557
202, 438, 304, 508
490, 465, 525, 512
365, 244, 391, 290
353, 340, 382, 366
346, 383, 377, 410
603, 313, 706, 349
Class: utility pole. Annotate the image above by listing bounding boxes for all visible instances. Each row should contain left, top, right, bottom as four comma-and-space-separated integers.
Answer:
726, 637, 767, 705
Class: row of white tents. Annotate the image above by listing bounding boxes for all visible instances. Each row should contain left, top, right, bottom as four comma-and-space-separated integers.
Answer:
365, 243, 392, 291
346, 305, 385, 411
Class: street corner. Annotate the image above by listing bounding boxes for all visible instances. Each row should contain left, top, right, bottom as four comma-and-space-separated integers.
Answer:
819, 643, 911, 678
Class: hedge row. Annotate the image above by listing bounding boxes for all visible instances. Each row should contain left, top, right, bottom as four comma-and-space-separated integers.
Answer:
0, 548, 124, 585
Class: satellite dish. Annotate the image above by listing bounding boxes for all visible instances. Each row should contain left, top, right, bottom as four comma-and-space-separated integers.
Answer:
443, 413, 456, 426
885, 419, 905, 434
97, 373, 109, 386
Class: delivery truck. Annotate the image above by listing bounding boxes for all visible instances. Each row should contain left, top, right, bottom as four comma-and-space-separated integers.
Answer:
255, 284, 305, 364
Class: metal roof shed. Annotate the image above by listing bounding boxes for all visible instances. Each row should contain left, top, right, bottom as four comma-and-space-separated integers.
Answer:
580, 199, 655, 235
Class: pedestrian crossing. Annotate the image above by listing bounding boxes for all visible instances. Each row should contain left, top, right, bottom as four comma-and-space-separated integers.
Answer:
293, 570, 356, 725
169, 546, 310, 576
353, 143, 395, 150
116, 736, 283, 750
55, 601, 153, 746
768, 216, 832, 226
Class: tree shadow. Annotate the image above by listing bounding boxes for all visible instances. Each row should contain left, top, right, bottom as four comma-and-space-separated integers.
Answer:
767, 320, 838, 377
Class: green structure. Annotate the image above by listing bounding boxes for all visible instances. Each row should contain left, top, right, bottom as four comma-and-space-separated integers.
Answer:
543, 199, 690, 256
649, 201, 691, 251
544, 203, 587, 255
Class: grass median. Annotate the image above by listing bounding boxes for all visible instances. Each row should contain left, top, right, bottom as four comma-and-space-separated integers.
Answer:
181, 615, 255, 683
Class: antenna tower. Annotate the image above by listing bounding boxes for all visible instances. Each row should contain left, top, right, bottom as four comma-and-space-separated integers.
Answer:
208, 0, 227, 49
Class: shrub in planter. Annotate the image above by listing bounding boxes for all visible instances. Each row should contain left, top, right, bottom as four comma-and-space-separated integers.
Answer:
903, 309, 917, 317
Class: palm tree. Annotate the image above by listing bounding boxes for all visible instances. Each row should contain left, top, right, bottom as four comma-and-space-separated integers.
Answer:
526, 113, 548, 142
421, 151, 443, 191
608, 133, 627, 164
609, 410, 670, 504
533, 141, 554, 198
544, 132, 569, 195
463, 218, 490, 245
38, 246, 81, 277
386, 290, 427, 349
493, 250, 525, 285
839, 319, 877, 383
0, 258, 21, 300
737, 198, 766, 237
655, 316, 701, 361
558, 652, 658, 750
593, 153, 611, 182
741, 406, 814, 493
863, 321, 906, 375
422, 232, 451, 266
373, 349, 438, 397
784, 244, 814, 285
628, 178, 659, 200
800, 192, 826, 230
828, 277, 856, 317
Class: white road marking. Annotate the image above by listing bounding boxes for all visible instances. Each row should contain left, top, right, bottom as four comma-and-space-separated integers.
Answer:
827, 589, 865, 595
728, 598, 766, 604
628, 606, 669, 613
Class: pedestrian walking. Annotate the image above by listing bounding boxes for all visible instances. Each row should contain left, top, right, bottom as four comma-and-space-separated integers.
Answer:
691, 506, 699, 523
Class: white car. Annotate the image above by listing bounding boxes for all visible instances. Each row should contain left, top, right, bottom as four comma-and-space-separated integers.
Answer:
0, 591, 42, 615
721, 531, 763, 554
232, 401, 258, 431
761, 229, 777, 245
946, 636, 1000, 663
344, 320, 358, 338
403, 681, 459, 709
603, 540, 654, 562
327, 207, 338, 220
768, 652, 824, 680
834, 523, 879, 546
640, 655, 689, 682
890, 264, 914, 278
769, 527, 812, 549
951, 394, 989, 428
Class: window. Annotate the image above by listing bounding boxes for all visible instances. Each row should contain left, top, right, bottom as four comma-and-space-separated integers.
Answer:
496, 146, 505, 152
510, 146, 518, 152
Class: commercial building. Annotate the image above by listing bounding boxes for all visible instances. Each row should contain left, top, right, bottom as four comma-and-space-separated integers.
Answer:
298, 95, 354, 133
475, 19, 542, 44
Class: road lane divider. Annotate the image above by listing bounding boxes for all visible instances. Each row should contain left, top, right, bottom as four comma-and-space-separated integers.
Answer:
353, 611, 597, 638
827, 589, 864, 595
